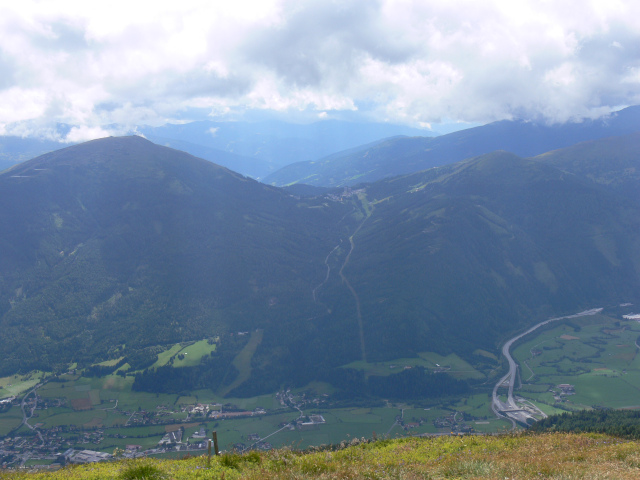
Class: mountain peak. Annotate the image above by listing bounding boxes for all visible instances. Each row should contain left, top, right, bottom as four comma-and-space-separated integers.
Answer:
2, 135, 237, 182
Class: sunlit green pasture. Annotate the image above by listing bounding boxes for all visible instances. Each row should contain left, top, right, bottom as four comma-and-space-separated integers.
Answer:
0, 371, 47, 399
510, 314, 640, 411
152, 343, 184, 368
171, 339, 217, 367
144, 337, 220, 371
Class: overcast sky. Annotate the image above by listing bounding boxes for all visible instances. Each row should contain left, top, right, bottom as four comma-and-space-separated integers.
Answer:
2, 0, 640, 142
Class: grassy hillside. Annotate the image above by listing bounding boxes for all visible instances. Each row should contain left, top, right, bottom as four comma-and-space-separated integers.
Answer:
7, 433, 640, 479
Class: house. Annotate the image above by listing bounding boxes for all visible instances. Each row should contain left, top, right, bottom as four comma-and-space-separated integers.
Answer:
308, 415, 326, 424
558, 384, 575, 395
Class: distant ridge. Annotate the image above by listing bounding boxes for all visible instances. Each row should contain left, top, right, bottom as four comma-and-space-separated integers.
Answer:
265, 105, 640, 187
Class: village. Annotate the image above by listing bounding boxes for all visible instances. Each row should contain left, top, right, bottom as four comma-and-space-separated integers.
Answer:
0, 388, 331, 470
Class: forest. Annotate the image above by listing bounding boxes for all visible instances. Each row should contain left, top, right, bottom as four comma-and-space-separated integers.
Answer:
530, 409, 640, 439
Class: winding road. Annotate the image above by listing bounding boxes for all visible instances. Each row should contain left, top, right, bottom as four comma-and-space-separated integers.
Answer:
312, 243, 341, 304
492, 308, 603, 427
20, 384, 44, 444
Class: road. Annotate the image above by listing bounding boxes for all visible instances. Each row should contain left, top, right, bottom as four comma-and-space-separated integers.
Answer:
492, 308, 603, 427
243, 392, 304, 452
386, 408, 404, 436
20, 384, 44, 445
338, 213, 370, 364
312, 243, 340, 304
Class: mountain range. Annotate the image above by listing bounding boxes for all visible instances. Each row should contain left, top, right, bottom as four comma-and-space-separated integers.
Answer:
1, 123, 640, 397
265, 106, 640, 187
138, 119, 431, 180
0, 119, 430, 180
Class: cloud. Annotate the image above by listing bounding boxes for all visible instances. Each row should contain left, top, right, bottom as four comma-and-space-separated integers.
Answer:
1, 0, 640, 138
64, 125, 116, 143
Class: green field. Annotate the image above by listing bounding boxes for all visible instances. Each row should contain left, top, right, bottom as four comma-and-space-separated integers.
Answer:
172, 340, 217, 368
147, 338, 218, 371
0, 408, 23, 436
0, 370, 516, 455
220, 330, 264, 396
510, 314, 640, 411
7, 314, 639, 455
0, 371, 46, 399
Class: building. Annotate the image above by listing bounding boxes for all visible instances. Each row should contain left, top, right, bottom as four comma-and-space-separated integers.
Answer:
63, 449, 112, 464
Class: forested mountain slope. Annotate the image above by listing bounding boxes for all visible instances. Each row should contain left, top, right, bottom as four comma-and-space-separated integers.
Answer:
2, 136, 640, 398
0, 136, 354, 376
302, 151, 640, 368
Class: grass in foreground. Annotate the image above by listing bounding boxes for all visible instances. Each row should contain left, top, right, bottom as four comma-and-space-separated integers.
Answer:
6, 432, 640, 479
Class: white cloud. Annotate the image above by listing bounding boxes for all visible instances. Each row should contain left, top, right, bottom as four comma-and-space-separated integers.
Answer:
622, 67, 640, 84
1, 0, 640, 136
64, 125, 116, 143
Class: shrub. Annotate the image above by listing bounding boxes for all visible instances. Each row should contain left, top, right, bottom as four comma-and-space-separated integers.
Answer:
120, 463, 166, 480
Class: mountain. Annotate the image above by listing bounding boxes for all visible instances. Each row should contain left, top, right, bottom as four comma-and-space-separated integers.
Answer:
143, 136, 277, 179
533, 131, 640, 204
2, 136, 640, 398
289, 151, 640, 375
265, 105, 640, 187
0, 136, 355, 377
138, 119, 431, 169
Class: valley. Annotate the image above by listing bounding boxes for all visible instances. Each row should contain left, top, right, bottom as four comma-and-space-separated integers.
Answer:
2, 120, 640, 468
4, 3, 640, 477
3, 306, 640, 468
0, 367, 511, 468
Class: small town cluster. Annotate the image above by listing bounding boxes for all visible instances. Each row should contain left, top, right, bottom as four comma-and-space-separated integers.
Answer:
0, 387, 331, 471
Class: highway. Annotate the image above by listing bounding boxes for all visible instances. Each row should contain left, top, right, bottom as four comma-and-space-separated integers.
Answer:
492, 308, 603, 426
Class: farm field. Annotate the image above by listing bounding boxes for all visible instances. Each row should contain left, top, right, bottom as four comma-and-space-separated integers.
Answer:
4, 310, 640, 462
0, 368, 513, 457
0, 371, 46, 399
